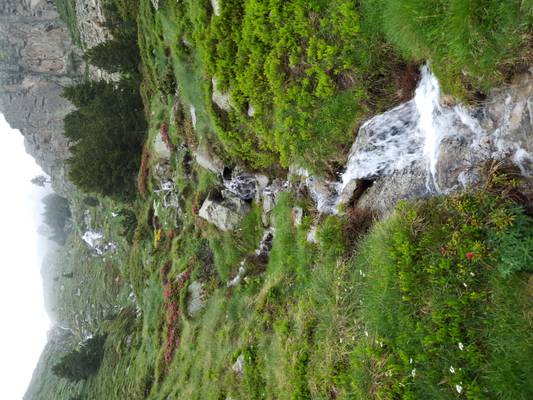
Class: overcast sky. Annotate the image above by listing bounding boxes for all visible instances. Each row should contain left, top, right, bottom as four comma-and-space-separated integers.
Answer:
0, 114, 51, 399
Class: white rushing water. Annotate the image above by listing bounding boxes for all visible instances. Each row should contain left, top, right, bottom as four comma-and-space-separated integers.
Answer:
340, 65, 456, 192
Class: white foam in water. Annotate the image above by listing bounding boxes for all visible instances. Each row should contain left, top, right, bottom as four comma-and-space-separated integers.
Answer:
340, 65, 442, 191
415, 65, 444, 190
340, 65, 485, 194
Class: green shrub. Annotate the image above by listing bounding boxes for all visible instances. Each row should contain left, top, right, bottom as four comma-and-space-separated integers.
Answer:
52, 335, 107, 382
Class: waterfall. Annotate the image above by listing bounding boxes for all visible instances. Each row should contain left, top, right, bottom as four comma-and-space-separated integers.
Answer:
313, 64, 533, 214
341, 65, 449, 192
415, 65, 444, 191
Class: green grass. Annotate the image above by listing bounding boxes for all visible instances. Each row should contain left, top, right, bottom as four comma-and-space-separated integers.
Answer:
350, 193, 533, 399
362, 0, 533, 96
33, 174, 533, 400
153, 192, 531, 399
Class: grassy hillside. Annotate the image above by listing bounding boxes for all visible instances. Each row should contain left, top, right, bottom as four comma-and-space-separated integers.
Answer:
26, 1, 533, 399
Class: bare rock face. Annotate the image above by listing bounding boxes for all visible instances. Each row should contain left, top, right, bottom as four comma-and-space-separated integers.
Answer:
76, 0, 110, 49
0, 0, 84, 195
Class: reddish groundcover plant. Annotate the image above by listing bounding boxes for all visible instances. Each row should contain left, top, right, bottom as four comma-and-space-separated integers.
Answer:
161, 266, 193, 365
160, 123, 176, 151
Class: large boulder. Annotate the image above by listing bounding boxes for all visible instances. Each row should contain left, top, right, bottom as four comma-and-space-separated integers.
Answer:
199, 194, 250, 231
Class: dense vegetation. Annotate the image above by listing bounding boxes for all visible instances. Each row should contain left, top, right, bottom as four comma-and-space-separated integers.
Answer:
61, 5, 145, 200
137, 0, 531, 171
33, 1, 533, 399
63, 79, 146, 199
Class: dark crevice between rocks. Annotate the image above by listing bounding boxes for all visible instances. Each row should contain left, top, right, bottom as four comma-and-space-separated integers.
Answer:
350, 179, 374, 206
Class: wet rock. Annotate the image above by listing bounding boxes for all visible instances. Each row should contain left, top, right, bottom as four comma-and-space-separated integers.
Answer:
224, 173, 257, 200
350, 69, 533, 213
306, 177, 341, 214
338, 179, 359, 205
357, 161, 428, 214
199, 194, 251, 231
195, 142, 224, 174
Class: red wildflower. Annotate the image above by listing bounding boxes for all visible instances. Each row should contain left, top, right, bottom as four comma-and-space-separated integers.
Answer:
466, 252, 474, 262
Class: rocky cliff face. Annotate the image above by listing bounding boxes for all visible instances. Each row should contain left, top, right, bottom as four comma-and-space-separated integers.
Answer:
0, 0, 83, 195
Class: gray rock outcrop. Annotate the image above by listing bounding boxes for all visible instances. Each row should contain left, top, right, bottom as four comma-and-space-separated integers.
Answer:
0, 0, 83, 195
0, 0, 114, 196
199, 193, 250, 231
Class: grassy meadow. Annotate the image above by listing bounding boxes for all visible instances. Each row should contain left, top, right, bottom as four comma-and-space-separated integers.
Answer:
30, 1, 533, 399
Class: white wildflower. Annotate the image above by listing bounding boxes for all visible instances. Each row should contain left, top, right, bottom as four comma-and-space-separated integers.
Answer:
450, 366, 455, 374
458, 342, 464, 351
455, 384, 463, 393
409, 358, 413, 364
411, 368, 416, 378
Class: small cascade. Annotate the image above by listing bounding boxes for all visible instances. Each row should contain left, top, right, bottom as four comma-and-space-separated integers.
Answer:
341, 65, 449, 192
316, 64, 532, 214
209, 67, 531, 217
